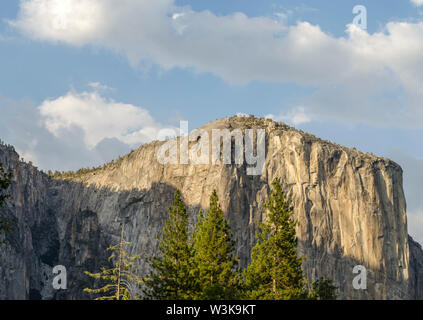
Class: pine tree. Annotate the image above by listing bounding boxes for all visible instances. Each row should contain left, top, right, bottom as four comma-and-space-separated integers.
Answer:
191, 190, 240, 300
144, 190, 196, 299
84, 224, 143, 300
245, 179, 306, 300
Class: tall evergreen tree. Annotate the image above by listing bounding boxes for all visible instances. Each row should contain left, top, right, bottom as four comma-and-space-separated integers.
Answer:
144, 190, 196, 299
84, 224, 143, 300
191, 190, 240, 300
245, 179, 306, 300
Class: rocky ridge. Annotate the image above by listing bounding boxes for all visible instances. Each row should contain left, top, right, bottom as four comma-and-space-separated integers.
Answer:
0, 116, 422, 299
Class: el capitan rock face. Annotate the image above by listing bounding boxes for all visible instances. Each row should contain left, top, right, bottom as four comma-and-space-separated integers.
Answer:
0, 116, 422, 299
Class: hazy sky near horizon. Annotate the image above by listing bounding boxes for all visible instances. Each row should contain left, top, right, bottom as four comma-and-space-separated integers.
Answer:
1, 0, 423, 242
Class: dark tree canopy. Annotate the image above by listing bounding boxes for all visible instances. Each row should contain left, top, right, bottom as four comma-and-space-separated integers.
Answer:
0, 162, 12, 208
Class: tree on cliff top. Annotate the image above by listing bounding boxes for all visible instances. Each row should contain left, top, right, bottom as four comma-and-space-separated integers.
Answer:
0, 162, 13, 233
143, 190, 197, 299
0, 162, 12, 208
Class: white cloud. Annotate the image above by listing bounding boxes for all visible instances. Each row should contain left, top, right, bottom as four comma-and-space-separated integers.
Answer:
8, 0, 423, 129
10, 0, 104, 44
411, 0, 423, 7
87, 82, 114, 92
266, 106, 311, 126
38, 88, 163, 149
172, 13, 185, 20
0, 89, 174, 171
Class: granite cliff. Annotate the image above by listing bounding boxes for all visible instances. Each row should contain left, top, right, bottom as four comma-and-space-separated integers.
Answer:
0, 116, 422, 299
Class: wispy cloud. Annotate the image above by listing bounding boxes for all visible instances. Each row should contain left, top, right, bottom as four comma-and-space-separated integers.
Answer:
87, 82, 115, 92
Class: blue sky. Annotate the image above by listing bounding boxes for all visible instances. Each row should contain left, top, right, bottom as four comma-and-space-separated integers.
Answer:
1, 0, 423, 241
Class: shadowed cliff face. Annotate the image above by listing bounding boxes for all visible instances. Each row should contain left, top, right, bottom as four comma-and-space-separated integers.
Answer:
0, 116, 422, 300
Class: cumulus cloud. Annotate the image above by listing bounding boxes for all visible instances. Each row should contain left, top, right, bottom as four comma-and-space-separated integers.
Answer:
8, 0, 423, 129
0, 87, 171, 171
38, 89, 163, 149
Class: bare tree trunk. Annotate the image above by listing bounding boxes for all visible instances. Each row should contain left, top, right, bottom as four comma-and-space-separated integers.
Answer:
273, 278, 276, 294
117, 223, 124, 300
273, 253, 277, 295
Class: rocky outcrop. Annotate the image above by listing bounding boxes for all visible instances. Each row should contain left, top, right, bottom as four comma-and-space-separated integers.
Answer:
0, 116, 422, 299
408, 236, 423, 299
